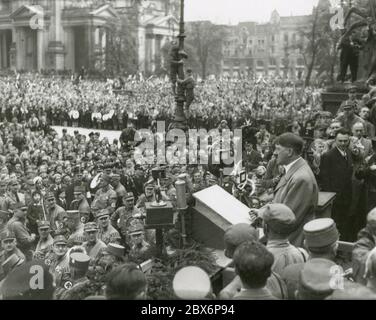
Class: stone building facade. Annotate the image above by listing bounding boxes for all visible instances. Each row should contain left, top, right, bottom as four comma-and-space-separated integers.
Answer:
0, 0, 179, 73
221, 10, 310, 79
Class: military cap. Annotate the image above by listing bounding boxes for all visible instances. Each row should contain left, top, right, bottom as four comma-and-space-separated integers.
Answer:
224, 223, 259, 252
111, 173, 121, 180
9, 179, 19, 186
95, 208, 111, 219
66, 210, 80, 219
53, 235, 67, 245
123, 192, 134, 200
348, 85, 357, 93
173, 266, 212, 300
343, 100, 355, 110
84, 222, 98, 232
37, 220, 50, 229
74, 186, 86, 194
1, 230, 16, 241
1, 260, 53, 300
303, 218, 339, 248
1, 254, 23, 275
0, 210, 9, 220
101, 173, 111, 183
0, 180, 8, 187
45, 192, 55, 200
69, 252, 90, 271
326, 282, 376, 300
259, 203, 296, 234
106, 243, 125, 258
128, 220, 144, 235
299, 258, 337, 298
13, 203, 27, 211
144, 179, 155, 189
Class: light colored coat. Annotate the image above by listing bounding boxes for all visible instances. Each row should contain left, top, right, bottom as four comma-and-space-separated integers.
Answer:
273, 158, 319, 247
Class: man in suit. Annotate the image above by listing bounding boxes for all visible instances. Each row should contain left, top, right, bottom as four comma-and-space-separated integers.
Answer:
320, 128, 354, 241
252, 133, 319, 247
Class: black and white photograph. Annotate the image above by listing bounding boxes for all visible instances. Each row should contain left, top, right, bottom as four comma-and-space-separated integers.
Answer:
0, 0, 376, 303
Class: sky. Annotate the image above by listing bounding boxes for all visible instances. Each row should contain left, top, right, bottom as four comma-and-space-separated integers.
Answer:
185, 0, 320, 24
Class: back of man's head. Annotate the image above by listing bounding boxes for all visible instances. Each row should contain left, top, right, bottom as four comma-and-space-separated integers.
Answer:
233, 240, 274, 289
105, 263, 147, 300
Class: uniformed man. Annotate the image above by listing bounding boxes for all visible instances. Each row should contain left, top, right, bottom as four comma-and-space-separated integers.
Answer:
281, 218, 346, 300
259, 204, 308, 275
110, 173, 127, 207
45, 192, 66, 233
82, 222, 106, 262
0, 210, 9, 235
338, 86, 361, 115
69, 186, 91, 224
58, 252, 91, 300
128, 220, 151, 260
45, 235, 70, 288
91, 174, 117, 215
177, 68, 195, 113
0, 180, 8, 211
96, 209, 121, 245
33, 221, 54, 260
6, 204, 36, 261
0, 230, 25, 280
111, 192, 143, 239
295, 258, 337, 300
136, 180, 155, 210
4, 179, 25, 213
66, 210, 85, 247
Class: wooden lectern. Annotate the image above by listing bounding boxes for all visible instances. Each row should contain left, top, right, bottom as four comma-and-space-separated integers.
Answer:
315, 192, 336, 219
191, 185, 252, 250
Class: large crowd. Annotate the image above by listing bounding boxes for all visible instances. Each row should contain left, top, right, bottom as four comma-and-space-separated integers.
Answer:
1, 73, 376, 300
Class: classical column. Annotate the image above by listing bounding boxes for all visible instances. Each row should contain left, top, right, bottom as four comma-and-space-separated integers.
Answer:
37, 29, 44, 71
16, 27, 25, 70
0, 32, 3, 69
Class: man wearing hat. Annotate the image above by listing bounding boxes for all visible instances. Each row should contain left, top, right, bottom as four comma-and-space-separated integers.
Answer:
69, 186, 91, 223
0, 230, 25, 279
111, 192, 142, 239
0, 253, 25, 283
136, 180, 156, 210
45, 235, 70, 288
4, 179, 25, 213
338, 86, 361, 115
66, 210, 86, 246
33, 221, 53, 260
259, 204, 308, 275
110, 173, 127, 207
250, 132, 319, 247
0, 210, 9, 235
58, 252, 91, 300
65, 166, 88, 208
281, 218, 343, 299
0, 180, 8, 211
128, 220, 150, 259
82, 222, 106, 261
219, 223, 287, 300
335, 100, 368, 135
96, 209, 121, 245
45, 192, 66, 232
91, 173, 117, 215
295, 258, 337, 300
6, 204, 36, 261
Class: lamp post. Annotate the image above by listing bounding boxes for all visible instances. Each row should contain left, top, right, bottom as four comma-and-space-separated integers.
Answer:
172, 0, 188, 130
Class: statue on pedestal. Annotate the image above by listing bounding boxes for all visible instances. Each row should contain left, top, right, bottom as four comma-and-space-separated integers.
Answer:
337, 0, 376, 83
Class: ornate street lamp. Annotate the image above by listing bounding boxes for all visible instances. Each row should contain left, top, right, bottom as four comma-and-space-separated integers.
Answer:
171, 0, 188, 130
